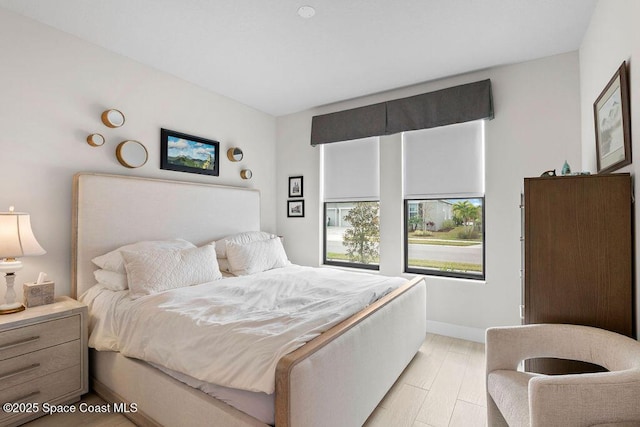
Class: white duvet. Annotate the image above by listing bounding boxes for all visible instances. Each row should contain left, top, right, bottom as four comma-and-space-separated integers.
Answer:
80, 265, 405, 394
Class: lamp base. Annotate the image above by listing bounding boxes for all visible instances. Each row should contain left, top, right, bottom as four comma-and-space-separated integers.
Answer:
0, 301, 25, 314
1, 259, 25, 315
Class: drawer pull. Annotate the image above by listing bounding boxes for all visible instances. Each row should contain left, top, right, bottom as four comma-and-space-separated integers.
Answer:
0, 363, 41, 381
0, 336, 40, 351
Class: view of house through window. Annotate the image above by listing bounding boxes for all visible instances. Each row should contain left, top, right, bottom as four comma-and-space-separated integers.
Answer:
324, 201, 380, 269
405, 198, 484, 279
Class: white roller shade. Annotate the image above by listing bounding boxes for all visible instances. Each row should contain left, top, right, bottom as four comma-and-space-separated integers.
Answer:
323, 137, 379, 202
403, 120, 484, 198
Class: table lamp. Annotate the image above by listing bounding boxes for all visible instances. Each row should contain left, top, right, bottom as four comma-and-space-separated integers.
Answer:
0, 206, 46, 314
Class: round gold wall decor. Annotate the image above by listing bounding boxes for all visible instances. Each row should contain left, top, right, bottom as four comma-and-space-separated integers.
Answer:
101, 109, 126, 128
87, 133, 105, 147
227, 147, 244, 162
116, 140, 148, 168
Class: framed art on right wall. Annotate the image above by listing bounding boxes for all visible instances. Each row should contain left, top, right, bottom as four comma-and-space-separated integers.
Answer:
594, 61, 631, 174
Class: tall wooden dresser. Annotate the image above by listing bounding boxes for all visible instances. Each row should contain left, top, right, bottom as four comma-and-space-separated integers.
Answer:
523, 173, 634, 374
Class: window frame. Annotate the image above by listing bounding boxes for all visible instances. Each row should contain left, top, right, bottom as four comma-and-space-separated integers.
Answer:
403, 197, 486, 280
323, 201, 380, 271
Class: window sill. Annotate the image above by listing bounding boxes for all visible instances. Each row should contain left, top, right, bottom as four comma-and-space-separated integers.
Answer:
402, 271, 486, 285
321, 263, 381, 274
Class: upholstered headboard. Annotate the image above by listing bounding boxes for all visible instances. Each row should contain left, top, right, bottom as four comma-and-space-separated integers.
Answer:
72, 173, 260, 298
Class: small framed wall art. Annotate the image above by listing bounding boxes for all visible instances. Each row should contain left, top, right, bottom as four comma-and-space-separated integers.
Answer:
161, 128, 220, 176
288, 176, 303, 197
594, 61, 631, 174
287, 200, 304, 218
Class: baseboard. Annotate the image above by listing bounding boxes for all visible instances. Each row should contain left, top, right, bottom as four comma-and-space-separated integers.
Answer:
426, 320, 486, 343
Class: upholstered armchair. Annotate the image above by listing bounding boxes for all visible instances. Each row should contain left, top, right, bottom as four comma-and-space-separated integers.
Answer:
486, 324, 640, 427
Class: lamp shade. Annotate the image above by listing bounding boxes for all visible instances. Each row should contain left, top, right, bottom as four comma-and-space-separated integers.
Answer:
0, 209, 46, 259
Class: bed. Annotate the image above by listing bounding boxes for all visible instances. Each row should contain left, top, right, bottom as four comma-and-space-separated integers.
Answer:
72, 172, 427, 427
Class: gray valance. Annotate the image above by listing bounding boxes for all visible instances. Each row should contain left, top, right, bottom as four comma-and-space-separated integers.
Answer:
310, 102, 386, 146
310, 79, 493, 146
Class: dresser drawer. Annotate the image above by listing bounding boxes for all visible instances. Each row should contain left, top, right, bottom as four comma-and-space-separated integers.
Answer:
0, 340, 80, 392
0, 365, 82, 423
0, 316, 80, 361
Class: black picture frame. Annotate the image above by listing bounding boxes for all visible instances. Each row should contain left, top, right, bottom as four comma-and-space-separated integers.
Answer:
594, 61, 632, 174
161, 128, 220, 176
287, 200, 304, 217
288, 176, 303, 198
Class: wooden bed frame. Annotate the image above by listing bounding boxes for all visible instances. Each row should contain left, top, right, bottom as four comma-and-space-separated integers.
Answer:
72, 173, 427, 427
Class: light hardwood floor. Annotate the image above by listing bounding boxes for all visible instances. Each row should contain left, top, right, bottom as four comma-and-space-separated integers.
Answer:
364, 333, 486, 427
24, 333, 485, 427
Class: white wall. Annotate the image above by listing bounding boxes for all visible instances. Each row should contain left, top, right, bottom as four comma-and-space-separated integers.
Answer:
579, 0, 640, 335
276, 52, 582, 341
0, 6, 589, 340
0, 9, 277, 297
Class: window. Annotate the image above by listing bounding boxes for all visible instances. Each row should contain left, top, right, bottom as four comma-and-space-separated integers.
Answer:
405, 198, 484, 279
403, 121, 485, 279
320, 121, 485, 278
322, 137, 379, 270
325, 201, 380, 269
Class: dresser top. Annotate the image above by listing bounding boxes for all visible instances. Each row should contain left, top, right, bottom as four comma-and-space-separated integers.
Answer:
0, 296, 86, 330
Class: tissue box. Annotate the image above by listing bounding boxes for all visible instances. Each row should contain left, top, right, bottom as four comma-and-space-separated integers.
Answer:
23, 281, 55, 307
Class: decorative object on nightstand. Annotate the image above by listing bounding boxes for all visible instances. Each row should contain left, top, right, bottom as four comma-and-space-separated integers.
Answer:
0, 207, 46, 315
561, 160, 571, 175
23, 272, 55, 308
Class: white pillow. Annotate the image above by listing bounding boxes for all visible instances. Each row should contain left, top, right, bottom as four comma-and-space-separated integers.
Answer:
122, 245, 222, 299
217, 258, 231, 272
92, 239, 195, 274
226, 237, 289, 276
94, 269, 128, 291
214, 231, 276, 259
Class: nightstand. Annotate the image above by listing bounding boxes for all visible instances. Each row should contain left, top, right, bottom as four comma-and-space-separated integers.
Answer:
0, 296, 88, 426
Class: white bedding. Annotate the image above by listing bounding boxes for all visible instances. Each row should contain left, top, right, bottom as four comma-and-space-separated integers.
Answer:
150, 362, 275, 425
80, 265, 405, 396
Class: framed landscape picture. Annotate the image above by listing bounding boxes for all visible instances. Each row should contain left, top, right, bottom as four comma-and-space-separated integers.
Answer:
287, 200, 304, 217
594, 62, 631, 174
161, 128, 220, 176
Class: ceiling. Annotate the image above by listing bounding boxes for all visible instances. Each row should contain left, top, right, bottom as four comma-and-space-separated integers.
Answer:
0, 0, 597, 116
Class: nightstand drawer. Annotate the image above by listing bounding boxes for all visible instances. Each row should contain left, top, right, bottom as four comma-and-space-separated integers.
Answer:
0, 340, 80, 392
0, 365, 82, 423
0, 315, 80, 361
